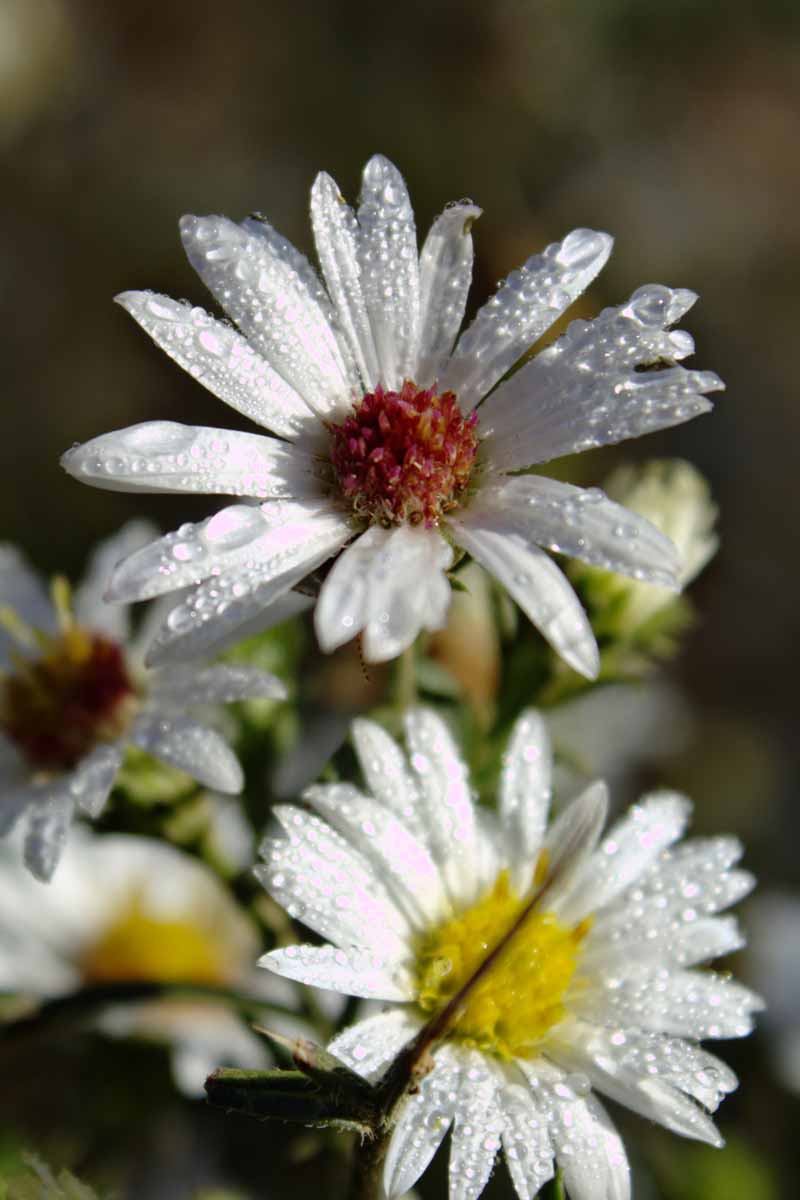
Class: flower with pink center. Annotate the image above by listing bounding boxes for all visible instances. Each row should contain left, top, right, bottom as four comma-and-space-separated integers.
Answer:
61, 155, 722, 672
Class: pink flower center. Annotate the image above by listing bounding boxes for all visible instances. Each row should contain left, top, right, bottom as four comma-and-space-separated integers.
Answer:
329, 382, 479, 527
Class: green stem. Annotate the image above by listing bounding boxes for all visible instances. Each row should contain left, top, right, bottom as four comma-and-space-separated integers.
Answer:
394, 644, 417, 711
346, 1128, 390, 1200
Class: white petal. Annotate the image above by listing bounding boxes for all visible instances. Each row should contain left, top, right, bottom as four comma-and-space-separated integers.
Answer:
541, 782, 609, 914
350, 717, 429, 844
577, 965, 764, 1039
114, 291, 320, 442
499, 709, 552, 880
107, 499, 349, 603
310, 171, 380, 391
448, 1048, 503, 1200
560, 791, 691, 922
73, 519, 158, 640
130, 712, 243, 793
450, 511, 599, 679
149, 663, 286, 707
69, 742, 124, 817
180, 214, 353, 418
478, 284, 723, 470
476, 476, 681, 589
62, 421, 322, 501
23, 789, 75, 881
357, 155, 421, 388
303, 782, 448, 928
260, 943, 412, 1002
416, 202, 481, 388
0, 546, 54, 668
328, 1009, 421, 1081
404, 707, 478, 905
499, 1077, 555, 1200
440, 229, 613, 412
584, 913, 745, 972
315, 524, 453, 662
384, 1044, 462, 1199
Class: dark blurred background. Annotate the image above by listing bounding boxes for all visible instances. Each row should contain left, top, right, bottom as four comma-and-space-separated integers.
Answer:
1, 0, 799, 1196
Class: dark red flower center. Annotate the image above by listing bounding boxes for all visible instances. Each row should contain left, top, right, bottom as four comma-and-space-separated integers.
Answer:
328, 382, 479, 527
1, 628, 135, 771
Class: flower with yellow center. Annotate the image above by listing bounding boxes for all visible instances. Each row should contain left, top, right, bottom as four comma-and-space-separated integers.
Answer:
0, 523, 285, 881
0, 829, 298, 1096
62, 154, 722, 676
256, 708, 761, 1200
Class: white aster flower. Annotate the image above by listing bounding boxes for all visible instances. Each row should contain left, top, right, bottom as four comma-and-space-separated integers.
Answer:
61, 155, 723, 677
0, 522, 285, 881
256, 709, 760, 1200
0, 828, 296, 1096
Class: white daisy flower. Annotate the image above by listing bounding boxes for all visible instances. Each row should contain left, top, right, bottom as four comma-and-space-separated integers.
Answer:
61, 155, 722, 678
256, 708, 760, 1200
0, 828, 297, 1096
0, 522, 285, 881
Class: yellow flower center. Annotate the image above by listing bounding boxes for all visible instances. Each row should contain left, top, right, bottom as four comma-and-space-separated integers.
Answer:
414, 870, 590, 1059
80, 899, 231, 986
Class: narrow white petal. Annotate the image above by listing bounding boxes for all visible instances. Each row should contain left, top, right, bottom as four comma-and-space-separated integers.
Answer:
62, 422, 322, 501
440, 229, 613, 412
479, 284, 723, 470
541, 782, 609, 914
357, 155, 421, 388
416, 202, 481, 387
585, 913, 745, 972
149, 664, 286, 707
328, 1010, 421, 1081
260, 944, 412, 1002
180, 214, 353, 418
73, 519, 158, 641
404, 707, 478, 905
304, 782, 448, 928
383, 1044, 462, 1199
450, 512, 599, 679
69, 742, 124, 817
23, 789, 75, 882
310, 171, 380, 391
315, 524, 453, 662
0, 546, 54, 668
499, 709, 552, 880
130, 712, 243, 793
476, 476, 682, 589
141, 588, 311, 664
560, 791, 692, 922
351, 717, 429, 844
448, 1048, 503, 1200
499, 1077, 555, 1200
114, 291, 320, 442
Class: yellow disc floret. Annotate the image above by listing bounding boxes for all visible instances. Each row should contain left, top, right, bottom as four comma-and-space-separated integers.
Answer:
414, 870, 590, 1060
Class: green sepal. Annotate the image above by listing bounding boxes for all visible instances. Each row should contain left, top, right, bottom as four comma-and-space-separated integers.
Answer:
204, 1066, 376, 1134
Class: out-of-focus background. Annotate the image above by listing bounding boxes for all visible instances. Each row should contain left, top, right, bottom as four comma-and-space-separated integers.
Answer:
0, 0, 798, 1196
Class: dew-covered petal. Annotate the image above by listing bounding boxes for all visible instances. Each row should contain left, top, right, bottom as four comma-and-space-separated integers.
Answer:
73, 519, 158, 641
258, 806, 411, 958
416, 202, 481, 388
69, 742, 124, 818
180, 214, 353, 418
584, 913, 745, 973
130, 712, 243, 793
499, 1077, 555, 1200
449, 510, 599, 679
62, 421, 321, 503
303, 782, 448, 928
149, 663, 286, 707
576, 965, 764, 1039
383, 1044, 462, 1199
440, 229, 613, 413
260, 943, 413, 1002
560, 791, 692, 922
541, 782, 609, 914
357, 155, 421, 389
314, 524, 453, 663
477, 476, 682, 590
23, 788, 75, 882
478, 284, 723, 471
499, 709, 552, 879
0, 546, 54, 668
448, 1048, 503, 1200
350, 718, 429, 844
310, 171, 380, 392
328, 1009, 421, 1081
404, 707, 478, 905
114, 292, 321, 442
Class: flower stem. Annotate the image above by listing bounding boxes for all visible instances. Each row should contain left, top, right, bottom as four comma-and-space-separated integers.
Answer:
394, 644, 417, 711
346, 1127, 390, 1200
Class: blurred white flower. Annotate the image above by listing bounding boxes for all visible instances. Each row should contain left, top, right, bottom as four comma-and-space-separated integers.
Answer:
62, 155, 721, 677
0, 523, 285, 881
257, 709, 759, 1200
0, 828, 296, 1096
